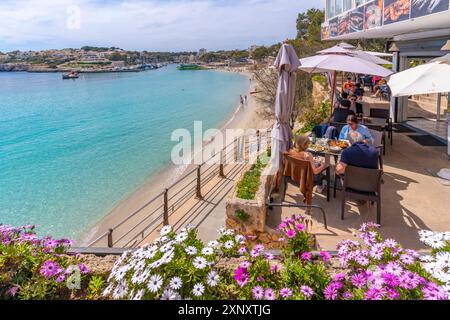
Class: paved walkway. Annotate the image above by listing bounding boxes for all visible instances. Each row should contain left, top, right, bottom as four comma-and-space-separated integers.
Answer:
139, 163, 247, 245
267, 99, 450, 251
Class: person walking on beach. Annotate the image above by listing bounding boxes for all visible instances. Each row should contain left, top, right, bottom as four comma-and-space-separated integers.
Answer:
244, 95, 248, 105
240, 95, 244, 106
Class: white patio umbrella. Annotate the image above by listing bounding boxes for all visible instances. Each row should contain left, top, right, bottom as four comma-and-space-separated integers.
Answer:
299, 53, 393, 108
270, 43, 301, 172
388, 54, 450, 97
318, 45, 391, 65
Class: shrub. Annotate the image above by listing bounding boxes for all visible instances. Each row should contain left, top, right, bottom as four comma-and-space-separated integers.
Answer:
236, 158, 267, 200
297, 100, 331, 135
0, 225, 91, 300
235, 210, 251, 224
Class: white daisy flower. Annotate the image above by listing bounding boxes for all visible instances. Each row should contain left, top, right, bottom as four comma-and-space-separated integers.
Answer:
149, 259, 163, 269
426, 236, 446, 249
147, 274, 163, 293
161, 250, 174, 264
207, 271, 219, 287
202, 247, 214, 256
144, 250, 157, 260
224, 240, 234, 249
235, 235, 246, 243
175, 232, 188, 243
443, 232, 450, 241
193, 257, 207, 269
192, 283, 205, 297
208, 240, 219, 248
180, 225, 194, 233
420, 255, 435, 263
185, 246, 198, 255
160, 288, 179, 300
133, 289, 145, 300
224, 229, 235, 236
436, 252, 450, 268
170, 277, 183, 290
160, 242, 174, 253
434, 270, 450, 283
160, 225, 172, 236
217, 227, 226, 235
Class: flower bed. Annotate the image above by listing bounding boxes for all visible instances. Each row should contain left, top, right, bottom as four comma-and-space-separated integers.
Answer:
2, 219, 450, 300
0, 225, 106, 300
103, 218, 450, 300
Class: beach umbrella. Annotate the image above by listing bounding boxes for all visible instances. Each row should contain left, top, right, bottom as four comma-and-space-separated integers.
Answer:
299, 53, 393, 109
270, 43, 301, 171
388, 54, 450, 97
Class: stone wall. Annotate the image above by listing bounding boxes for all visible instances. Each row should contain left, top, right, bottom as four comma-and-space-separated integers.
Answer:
225, 164, 283, 249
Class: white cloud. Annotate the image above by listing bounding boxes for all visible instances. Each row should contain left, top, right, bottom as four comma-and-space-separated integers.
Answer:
0, 0, 324, 51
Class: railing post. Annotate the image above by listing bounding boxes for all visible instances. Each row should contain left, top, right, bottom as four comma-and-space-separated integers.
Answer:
196, 165, 203, 199
219, 150, 225, 178
163, 188, 169, 226
107, 228, 113, 248
256, 130, 261, 154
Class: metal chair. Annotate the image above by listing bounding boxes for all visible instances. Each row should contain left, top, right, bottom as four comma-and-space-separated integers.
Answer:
367, 126, 386, 158
370, 108, 393, 146
340, 165, 383, 225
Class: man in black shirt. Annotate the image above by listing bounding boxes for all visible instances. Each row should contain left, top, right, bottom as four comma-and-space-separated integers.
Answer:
330, 99, 355, 123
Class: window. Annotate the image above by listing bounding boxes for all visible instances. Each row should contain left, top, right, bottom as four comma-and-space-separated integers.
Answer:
336, 0, 343, 15
326, 0, 336, 20
343, 0, 353, 12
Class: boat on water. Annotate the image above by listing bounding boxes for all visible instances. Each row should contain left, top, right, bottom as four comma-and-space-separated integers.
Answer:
62, 71, 79, 80
177, 64, 205, 71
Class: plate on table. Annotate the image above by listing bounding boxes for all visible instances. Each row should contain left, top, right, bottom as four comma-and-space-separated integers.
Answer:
329, 146, 342, 152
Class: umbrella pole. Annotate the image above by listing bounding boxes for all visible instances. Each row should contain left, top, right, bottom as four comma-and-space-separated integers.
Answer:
331, 70, 337, 113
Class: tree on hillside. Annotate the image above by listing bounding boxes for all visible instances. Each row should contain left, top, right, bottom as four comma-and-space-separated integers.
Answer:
251, 46, 270, 61
296, 9, 325, 42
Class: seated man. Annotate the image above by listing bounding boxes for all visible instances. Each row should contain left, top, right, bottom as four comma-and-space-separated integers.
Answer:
339, 115, 374, 145
338, 91, 351, 105
336, 131, 379, 175
342, 77, 353, 93
354, 83, 365, 98
330, 99, 355, 123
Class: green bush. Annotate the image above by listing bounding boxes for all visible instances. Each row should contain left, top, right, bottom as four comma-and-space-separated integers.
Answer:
297, 100, 331, 135
236, 158, 267, 200
235, 210, 251, 224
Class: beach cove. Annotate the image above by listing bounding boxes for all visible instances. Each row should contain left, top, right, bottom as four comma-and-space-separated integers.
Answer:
0, 65, 253, 240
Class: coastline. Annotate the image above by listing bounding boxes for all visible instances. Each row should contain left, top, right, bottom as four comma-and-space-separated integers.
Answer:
80, 68, 273, 246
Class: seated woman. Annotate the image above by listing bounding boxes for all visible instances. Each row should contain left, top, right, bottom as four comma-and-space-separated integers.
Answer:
339, 115, 374, 145
287, 135, 328, 192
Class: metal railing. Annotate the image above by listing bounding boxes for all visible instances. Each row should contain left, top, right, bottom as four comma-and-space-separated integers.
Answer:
87, 129, 272, 248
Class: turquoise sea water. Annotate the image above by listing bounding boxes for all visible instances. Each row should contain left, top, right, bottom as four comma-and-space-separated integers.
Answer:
0, 66, 248, 239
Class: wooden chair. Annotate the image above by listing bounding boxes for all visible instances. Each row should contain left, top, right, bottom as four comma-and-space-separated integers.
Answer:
341, 165, 383, 225
281, 153, 329, 227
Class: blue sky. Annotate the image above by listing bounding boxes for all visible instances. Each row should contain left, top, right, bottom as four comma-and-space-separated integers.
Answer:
0, 0, 324, 52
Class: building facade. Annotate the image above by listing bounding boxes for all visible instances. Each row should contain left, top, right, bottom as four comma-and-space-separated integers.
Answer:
321, 0, 450, 151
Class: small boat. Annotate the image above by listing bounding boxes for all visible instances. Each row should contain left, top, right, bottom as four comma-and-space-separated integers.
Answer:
177, 64, 205, 71
62, 71, 79, 80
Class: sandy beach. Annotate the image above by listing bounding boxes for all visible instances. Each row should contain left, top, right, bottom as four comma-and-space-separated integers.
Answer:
81, 68, 273, 246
